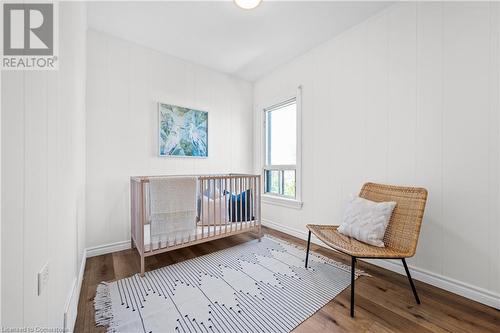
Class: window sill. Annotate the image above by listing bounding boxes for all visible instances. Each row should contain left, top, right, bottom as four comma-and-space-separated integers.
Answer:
262, 194, 303, 209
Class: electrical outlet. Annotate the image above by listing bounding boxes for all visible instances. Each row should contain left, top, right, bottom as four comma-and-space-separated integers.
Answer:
37, 262, 49, 296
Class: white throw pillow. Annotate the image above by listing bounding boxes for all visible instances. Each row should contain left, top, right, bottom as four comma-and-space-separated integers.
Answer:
337, 195, 397, 247
199, 194, 229, 225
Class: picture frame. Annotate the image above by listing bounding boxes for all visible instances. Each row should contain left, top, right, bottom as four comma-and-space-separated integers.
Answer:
158, 102, 208, 157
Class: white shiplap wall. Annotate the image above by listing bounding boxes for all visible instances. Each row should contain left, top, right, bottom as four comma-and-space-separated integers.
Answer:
1, 2, 87, 328
254, 2, 500, 308
86, 30, 254, 249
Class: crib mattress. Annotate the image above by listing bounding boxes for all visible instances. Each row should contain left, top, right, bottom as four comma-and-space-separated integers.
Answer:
143, 221, 255, 252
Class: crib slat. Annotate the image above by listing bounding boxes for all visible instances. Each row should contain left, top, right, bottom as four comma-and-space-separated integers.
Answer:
224, 177, 228, 236
248, 177, 251, 226
244, 177, 251, 228
255, 176, 258, 230
239, 176, 242, 232
249, 176, 252, 230
236, 177, 239, 231
218, 178, 221, 235
201, 178, 204, 240
219, 178, 222, 235
209, 179, 213, 238
252, 177, 255, 232
208, 178, 212, 238
244, 177, 247, 229
230, 177, 234, 233
207, 178, 210, 238
213, 179, 216, 236
250, 176, 254, 231
258, 175, 262, 238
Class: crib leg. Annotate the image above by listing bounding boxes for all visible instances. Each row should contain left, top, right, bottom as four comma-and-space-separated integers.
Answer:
140, 255, 145, 277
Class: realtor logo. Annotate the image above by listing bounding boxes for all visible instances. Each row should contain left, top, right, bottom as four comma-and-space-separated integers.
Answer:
1, 2, 58, 70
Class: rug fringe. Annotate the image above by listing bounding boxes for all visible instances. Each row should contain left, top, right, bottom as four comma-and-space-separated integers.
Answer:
94, 282, 116, 332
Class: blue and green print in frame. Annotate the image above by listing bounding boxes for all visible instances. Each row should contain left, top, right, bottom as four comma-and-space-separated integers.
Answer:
158, 103, 208, 157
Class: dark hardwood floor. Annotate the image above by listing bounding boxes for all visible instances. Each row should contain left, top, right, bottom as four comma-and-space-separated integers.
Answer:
75, 227, 500, 332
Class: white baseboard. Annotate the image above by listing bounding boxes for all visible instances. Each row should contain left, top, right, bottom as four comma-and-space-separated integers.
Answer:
262, 219, 500, 310
63, 241, 131, 331
63, 249, 87, 332
63, 242, 130, 331
263, 219, 325, 247
65, 240, 130, 330
362, 258, 500, 309
86, 240, 131, 258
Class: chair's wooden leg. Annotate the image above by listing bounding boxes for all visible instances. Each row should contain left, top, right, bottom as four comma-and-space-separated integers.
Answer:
350, 256, 356, 318
305, 230, 311, 268
402, 258, 420, 304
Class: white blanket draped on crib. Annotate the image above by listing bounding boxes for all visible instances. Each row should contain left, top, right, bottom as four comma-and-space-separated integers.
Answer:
148, 177, 197, 243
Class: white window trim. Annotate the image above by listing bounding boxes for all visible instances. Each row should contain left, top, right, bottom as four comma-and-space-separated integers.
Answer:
262, 193, 303, 209
261, 86, 303, 209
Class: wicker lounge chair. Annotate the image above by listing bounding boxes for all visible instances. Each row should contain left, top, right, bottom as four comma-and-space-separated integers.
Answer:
305, 182, 428, 317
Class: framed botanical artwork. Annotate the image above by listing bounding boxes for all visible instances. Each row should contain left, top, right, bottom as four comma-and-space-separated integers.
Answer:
158, 102, 208, 157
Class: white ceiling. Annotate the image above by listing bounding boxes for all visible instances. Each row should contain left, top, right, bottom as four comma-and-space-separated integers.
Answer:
87, 1, 392, 81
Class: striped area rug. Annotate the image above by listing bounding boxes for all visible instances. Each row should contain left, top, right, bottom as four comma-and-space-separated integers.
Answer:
95, 235, 364, 333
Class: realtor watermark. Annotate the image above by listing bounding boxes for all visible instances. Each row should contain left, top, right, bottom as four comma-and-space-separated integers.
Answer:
1, 2, 58, 70
1, 328, 68, 332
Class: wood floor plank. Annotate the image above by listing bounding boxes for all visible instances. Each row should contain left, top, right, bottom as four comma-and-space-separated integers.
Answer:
74, 227, 500, 332
358, 276, 499, 333
112, 249, 139, 279
81, 254, 115, 333
367, 321, 398, 333
74, 255, 93, 333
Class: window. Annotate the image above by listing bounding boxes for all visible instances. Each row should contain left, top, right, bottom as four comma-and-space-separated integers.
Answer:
264, 98, 298, 199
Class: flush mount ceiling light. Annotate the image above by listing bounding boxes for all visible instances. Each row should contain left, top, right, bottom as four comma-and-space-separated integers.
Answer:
234, 0, 262, 10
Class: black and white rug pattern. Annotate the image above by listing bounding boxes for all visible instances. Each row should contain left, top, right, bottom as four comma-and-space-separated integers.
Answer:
95, 236, 364, 333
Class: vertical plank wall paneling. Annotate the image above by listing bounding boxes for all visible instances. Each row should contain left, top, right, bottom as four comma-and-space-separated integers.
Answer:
254, 2, 500, 305
1, 70, 25, 326
415, 0, 444, 279
442, 1, 491, 295
1, 2, 87, 328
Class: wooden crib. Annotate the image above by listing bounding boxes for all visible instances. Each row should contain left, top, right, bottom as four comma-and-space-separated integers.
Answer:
130, 174, 262, 275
